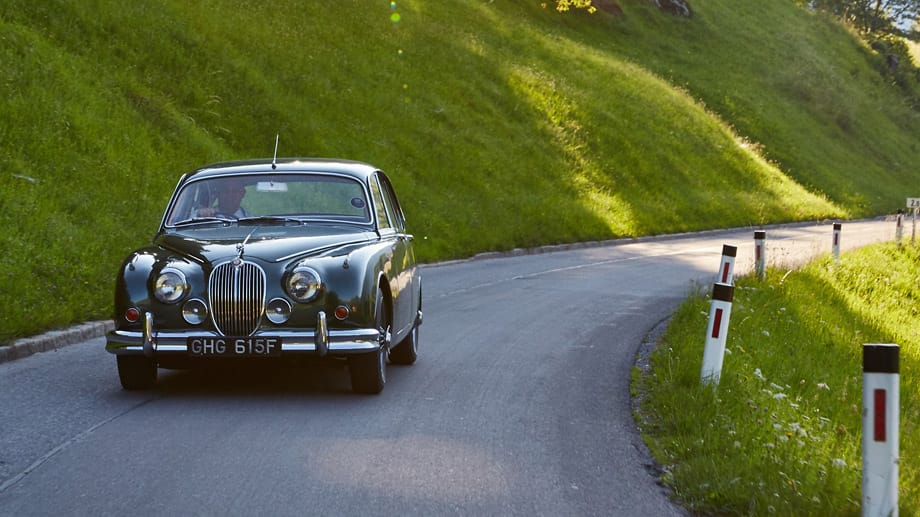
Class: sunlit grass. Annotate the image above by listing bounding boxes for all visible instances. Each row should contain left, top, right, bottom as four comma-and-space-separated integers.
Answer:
637, 243, 920, 514
0, 1, 919, 341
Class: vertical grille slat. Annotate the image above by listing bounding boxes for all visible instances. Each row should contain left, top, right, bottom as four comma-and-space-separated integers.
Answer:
208, 261, 266, 336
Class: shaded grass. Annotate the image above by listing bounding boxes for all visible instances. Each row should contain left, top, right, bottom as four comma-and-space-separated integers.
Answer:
637, 243, 920, 514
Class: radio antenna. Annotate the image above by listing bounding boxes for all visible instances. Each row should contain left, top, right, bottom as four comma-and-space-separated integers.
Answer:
271, 134, 279, 169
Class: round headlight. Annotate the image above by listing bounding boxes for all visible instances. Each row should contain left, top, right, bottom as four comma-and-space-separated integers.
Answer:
154, 269, 188, 304
286, 266, 322, 303
182, 298, 208, 325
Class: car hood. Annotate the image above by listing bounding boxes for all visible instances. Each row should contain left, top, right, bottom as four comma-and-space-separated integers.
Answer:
155, 224, 377, 264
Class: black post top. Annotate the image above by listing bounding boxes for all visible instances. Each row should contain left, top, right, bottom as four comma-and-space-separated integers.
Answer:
712, 282, 734, 303
863, 344, 899, 374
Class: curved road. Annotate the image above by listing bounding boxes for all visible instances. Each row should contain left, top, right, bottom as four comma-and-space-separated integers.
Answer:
0, 219, 894, 515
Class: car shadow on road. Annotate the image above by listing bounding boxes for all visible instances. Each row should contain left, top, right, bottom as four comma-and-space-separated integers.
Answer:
132, 358, 410, 399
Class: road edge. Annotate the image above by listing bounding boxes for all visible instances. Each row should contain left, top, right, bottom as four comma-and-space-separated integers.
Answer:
0, 320, 114, 365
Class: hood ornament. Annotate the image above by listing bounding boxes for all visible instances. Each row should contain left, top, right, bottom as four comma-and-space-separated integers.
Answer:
234, 229, 257, 266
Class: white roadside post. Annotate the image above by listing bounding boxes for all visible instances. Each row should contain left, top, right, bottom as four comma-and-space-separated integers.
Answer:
832, 222, 842, 263
862, 344, 899, 517
717, 244, 737, 285
906, 198, 920, 245
754, 230, 766, 281
700, 283, 734, 386
896, 210, 904, 247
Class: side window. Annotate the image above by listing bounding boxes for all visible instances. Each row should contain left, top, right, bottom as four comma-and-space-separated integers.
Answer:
378, 173, 406, 232
369, 176, 392, 230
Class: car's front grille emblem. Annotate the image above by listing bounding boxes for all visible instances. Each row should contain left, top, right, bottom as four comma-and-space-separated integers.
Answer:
208, 260, 266, 336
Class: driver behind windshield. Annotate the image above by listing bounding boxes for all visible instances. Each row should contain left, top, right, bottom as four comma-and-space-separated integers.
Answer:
194, 179, 250, 219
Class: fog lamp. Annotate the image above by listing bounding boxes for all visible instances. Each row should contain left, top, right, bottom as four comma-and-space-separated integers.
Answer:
267, 298, 292, 324
182, 298, 208, 325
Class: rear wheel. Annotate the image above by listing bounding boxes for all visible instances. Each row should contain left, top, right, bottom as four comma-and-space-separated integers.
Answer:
117, 355, 157, 390
350, 289, 388, 394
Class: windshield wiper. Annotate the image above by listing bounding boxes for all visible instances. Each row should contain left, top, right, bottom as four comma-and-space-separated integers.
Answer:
238, 215, 306, 225
171, 216, 236, 227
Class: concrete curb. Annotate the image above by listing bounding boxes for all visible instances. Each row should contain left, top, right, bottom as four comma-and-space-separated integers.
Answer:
0, 320, 114, 365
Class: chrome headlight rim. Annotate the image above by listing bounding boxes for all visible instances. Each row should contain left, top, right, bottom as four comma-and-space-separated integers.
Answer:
154, 268, 189, 304
286, 265, 322, 303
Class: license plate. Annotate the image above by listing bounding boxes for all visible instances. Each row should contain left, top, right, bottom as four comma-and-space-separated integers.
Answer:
187, 337, 282, 357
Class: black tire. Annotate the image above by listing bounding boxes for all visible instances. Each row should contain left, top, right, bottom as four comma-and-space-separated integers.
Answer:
117, 355, 157, 390
349, 289, 388, 394
389, 322, 418, 365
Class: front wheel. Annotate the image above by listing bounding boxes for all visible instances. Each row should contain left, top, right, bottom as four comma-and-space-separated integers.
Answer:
117, 355, 157, 390
349, 289, 388, 394
389, 323, 418, 365
349, 347, 386, 394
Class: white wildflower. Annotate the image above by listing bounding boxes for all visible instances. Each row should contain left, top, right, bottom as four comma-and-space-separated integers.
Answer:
817, 382, 830, 390
733, 441, 741, 449
762, 330, 771, 337
754, 368, 766, 381
770, 382, 784, 391
773, 393, 787, 400
832, 458, 847, 469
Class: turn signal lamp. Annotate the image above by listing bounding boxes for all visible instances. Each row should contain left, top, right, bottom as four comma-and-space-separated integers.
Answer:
124, 307, 140, 323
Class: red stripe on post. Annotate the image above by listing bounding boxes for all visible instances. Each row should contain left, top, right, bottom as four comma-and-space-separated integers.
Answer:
874, 389, 887, 442
721, 263, 729, 283
711, 308, 723, 339
755, 245, 762, 262
834, 234, 839, 246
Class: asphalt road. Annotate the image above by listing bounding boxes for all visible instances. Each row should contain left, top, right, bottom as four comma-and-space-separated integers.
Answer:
0, 219, 895, 516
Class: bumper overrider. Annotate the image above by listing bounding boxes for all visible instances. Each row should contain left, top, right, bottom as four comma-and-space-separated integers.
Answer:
105, 310, 400, 358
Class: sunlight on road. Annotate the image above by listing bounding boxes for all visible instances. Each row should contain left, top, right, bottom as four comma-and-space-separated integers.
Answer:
313, 435, 510, 500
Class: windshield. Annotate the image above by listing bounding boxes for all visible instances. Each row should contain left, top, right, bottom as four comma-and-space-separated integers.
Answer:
164, 173, 371, 226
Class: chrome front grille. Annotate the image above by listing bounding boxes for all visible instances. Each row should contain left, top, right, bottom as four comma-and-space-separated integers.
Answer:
208, 260, 266, 336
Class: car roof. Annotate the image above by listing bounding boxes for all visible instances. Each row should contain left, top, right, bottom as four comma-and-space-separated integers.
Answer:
183, 158, 381, 182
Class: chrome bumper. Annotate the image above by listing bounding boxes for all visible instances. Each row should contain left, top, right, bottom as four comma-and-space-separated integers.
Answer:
106, 310, 380, 357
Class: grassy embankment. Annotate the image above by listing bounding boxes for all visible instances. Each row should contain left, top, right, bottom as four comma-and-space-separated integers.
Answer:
0, 1, 918, 344
638, 243, 920, 515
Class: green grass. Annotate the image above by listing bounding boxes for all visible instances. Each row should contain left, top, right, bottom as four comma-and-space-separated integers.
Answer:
0, 0, 919, 342
637, 242, 920, 514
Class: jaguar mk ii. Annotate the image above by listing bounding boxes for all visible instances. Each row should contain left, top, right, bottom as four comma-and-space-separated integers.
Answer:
105, 158, 422, 394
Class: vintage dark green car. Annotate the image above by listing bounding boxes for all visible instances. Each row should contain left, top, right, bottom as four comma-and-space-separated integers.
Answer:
105, 158, 422, 394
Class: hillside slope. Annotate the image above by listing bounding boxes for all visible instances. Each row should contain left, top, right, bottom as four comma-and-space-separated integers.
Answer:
1, 0, 918, 341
